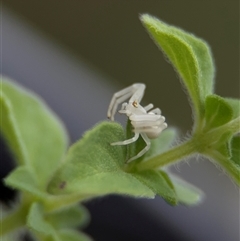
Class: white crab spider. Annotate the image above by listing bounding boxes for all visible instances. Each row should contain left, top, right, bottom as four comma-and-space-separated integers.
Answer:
107, 83, 167, 163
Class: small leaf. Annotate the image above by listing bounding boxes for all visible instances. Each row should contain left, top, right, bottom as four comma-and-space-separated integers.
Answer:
58, 230, 92, 241
27, 203, 58, 239
4, 166, 47, 199
213, 131, 232, 158
204, 94, 233, 130
47, 122, 155, 199
170, 174, 204, 205
27, 203, 90, 241
1, 77, 69, 189
224, 98, 240, 119
230, 136, 240, 166
46, 205, 90, 230
132, 170, 177, 205
140, 14, 215, 122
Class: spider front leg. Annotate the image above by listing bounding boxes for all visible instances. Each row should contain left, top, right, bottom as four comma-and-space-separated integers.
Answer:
127, 133, 151, 163
143, 103, 154, 112
143, 104, 161, 115
111, 131, 150, 163
149, 108, 161, 115
111, 132, 139, 146
107, 83, 145, 120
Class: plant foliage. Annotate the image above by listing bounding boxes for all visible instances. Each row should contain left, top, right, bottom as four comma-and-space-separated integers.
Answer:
1, 14, 239, 241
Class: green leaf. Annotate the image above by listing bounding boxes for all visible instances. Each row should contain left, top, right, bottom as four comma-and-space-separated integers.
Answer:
27, 203, 91, 241
47, 122, 155, 199
170, 174, 204, 205
230, 136, 240, 166
46, 205, 90, 230
140, 14, 215, 122
4, 166, 47, 199
224, 98, 240, 119
1, 77, 68, 189
27, 203, 59, 240
4, 166, 85, 212
132, 170, 177, 205
204, 94, 233, 130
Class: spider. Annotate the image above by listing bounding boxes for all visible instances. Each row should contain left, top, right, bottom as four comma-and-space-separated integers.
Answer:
107, 83, 167, 163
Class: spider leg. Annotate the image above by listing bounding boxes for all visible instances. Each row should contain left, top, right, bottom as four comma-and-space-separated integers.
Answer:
111, 132, 139, 146
144, 103, 154, 112
149, 108, 161, 115
129, 83, 146, 103
108, 83, 146, 120
110, 94, 131, 120
107, 88, 133, 120
127, 133, 150, 163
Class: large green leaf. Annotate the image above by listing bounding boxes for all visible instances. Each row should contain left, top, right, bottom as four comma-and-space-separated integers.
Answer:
47, 122, 155, 198
4, 166, 87, 212
140, 14, 215, 123
1, 77, 68, 189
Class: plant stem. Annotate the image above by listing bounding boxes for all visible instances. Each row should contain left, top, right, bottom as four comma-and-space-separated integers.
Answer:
0, 206, 27, 237
134, 139, 196, 171
128, 117, 239, 178
207, 151, 240, 186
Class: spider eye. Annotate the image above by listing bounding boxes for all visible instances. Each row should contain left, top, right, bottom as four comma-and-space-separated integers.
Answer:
132, 101, 138, 108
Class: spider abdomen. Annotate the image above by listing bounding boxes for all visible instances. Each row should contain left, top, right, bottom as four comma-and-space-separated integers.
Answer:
130, 115, 167, 139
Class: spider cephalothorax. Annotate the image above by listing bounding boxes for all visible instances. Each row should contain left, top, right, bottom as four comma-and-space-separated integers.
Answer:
107, 83, 167, 162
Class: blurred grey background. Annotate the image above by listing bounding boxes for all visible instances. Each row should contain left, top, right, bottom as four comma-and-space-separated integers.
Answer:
1, 1, 239, 241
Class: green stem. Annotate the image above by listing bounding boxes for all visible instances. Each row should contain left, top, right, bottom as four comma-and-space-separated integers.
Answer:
0, 206, 27, 237
206, 150, 240, 186
134, 139, 196, 171
129, 117, 239, 178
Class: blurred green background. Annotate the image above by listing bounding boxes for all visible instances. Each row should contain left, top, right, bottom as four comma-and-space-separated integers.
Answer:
3, 0, 239, 133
